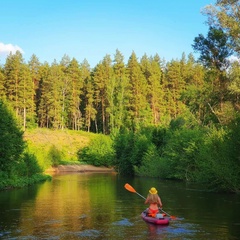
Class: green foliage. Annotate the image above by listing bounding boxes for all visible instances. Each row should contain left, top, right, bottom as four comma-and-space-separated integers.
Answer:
151, 127, 167, 150
113, 130, 135, 175
130, 132, 152, 167
0, 173, 51, 190
77, 134, 115, 167
0, 48, 236, 137
0, 100, 49, 190
127, 52, 152, 129
196, 120, 240, 192
66, 58, 84, 130
22, 152, 42, 176
114, 126, 166, 176
228, 61, 240, 101
10, 152, 42, 178
163, 126, 205, 181
26, 143, 52, 170
112, 112, 240, 192
204, 1, 240, 55
48, 145, 63, 167
0, 100, 25, 175
193, 27, 232, 70
134, 144, 162, 177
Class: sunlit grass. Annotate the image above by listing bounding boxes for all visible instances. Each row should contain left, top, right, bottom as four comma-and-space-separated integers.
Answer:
24, 128, 95, 169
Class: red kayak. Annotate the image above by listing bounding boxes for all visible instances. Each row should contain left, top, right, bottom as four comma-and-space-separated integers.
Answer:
141, 210, 170, 225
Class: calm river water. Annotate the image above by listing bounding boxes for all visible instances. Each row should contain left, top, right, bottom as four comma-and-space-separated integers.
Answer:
0, 172, 240, 239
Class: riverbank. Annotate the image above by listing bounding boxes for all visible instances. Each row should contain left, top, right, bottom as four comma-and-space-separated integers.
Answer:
46, 164, 115, 173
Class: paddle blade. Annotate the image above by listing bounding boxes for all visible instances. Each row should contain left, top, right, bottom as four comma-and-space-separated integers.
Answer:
160, 209, 177, 220
124, 183, 137, 193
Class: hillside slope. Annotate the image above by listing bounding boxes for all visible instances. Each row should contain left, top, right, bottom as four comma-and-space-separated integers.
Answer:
24, 128, 96, 169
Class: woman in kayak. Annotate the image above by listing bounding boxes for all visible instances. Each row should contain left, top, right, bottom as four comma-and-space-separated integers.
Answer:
145, 187, 163, 217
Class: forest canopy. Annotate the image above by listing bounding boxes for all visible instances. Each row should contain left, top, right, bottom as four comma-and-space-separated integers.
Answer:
0, 48, 239, 134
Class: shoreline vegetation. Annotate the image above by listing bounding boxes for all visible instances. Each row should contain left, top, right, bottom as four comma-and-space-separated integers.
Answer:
1, 102, 240, 193
1, 1, 240, 193
0, 126, 115, 191
25, 126, 240, 193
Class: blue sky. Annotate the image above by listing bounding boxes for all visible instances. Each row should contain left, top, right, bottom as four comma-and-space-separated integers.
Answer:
0, 0, 214, 67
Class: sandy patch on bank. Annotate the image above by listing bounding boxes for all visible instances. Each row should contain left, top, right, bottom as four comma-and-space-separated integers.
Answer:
46, 164, 115, 173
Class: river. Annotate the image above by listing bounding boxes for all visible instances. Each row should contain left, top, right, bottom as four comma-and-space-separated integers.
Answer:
0, 172, 240, 239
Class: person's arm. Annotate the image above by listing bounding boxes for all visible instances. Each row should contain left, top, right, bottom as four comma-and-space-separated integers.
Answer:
145, 196, 149, 204
158, 196, 163, 208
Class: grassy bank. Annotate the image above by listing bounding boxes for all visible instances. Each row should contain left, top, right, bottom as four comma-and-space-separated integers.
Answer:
24, 128, 97, 170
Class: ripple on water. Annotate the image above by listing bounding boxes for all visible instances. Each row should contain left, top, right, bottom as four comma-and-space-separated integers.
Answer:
0, 231, 11, 238
63, 229, 101, 239
161, 221, 210, 239
112, 218, 134, 226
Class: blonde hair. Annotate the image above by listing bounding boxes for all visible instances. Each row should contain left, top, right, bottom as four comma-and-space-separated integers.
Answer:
147, 193, 159, 203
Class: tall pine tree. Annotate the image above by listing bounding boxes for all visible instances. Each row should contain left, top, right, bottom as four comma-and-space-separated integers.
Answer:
81, 59, 96, 132
28, 54, 41, 127
4, 51, 24, 117
18, 63, 34, 130
111, 49, 129, 134
127, 52, 151, 129
93, 55, 113, 134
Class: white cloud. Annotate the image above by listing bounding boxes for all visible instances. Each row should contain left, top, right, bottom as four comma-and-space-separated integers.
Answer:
0, 42, 24, 57
229, 55, 240, 63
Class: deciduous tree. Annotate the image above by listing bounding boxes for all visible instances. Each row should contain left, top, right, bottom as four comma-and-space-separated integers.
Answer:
203, 0, 240, 55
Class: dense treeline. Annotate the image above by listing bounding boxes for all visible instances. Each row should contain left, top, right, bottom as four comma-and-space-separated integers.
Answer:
0, 50, 202, 133
0, 50, 239, 133
0, 0, 239, 134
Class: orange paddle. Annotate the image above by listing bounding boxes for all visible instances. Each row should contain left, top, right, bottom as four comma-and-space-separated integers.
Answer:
124, 183, 146, 199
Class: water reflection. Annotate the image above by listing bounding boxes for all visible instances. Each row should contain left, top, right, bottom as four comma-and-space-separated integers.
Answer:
0, 173, 240, 239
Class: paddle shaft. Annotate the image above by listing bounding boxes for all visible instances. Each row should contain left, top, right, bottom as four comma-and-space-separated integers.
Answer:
160, 208, 171, 217
136, 192, 146, 200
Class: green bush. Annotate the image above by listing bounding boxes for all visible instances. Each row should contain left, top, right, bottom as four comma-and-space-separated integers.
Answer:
113, 130, 135, 175
26, 143, 52, 170
134, 144, 162, 177
162, 126, 205, 181
77, 134, 115, 167
23, 152, 42, 176
196, 123, 240, 192
130, 133, 153, 167
48, 145, 63, 166
11, 152, 42, 178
